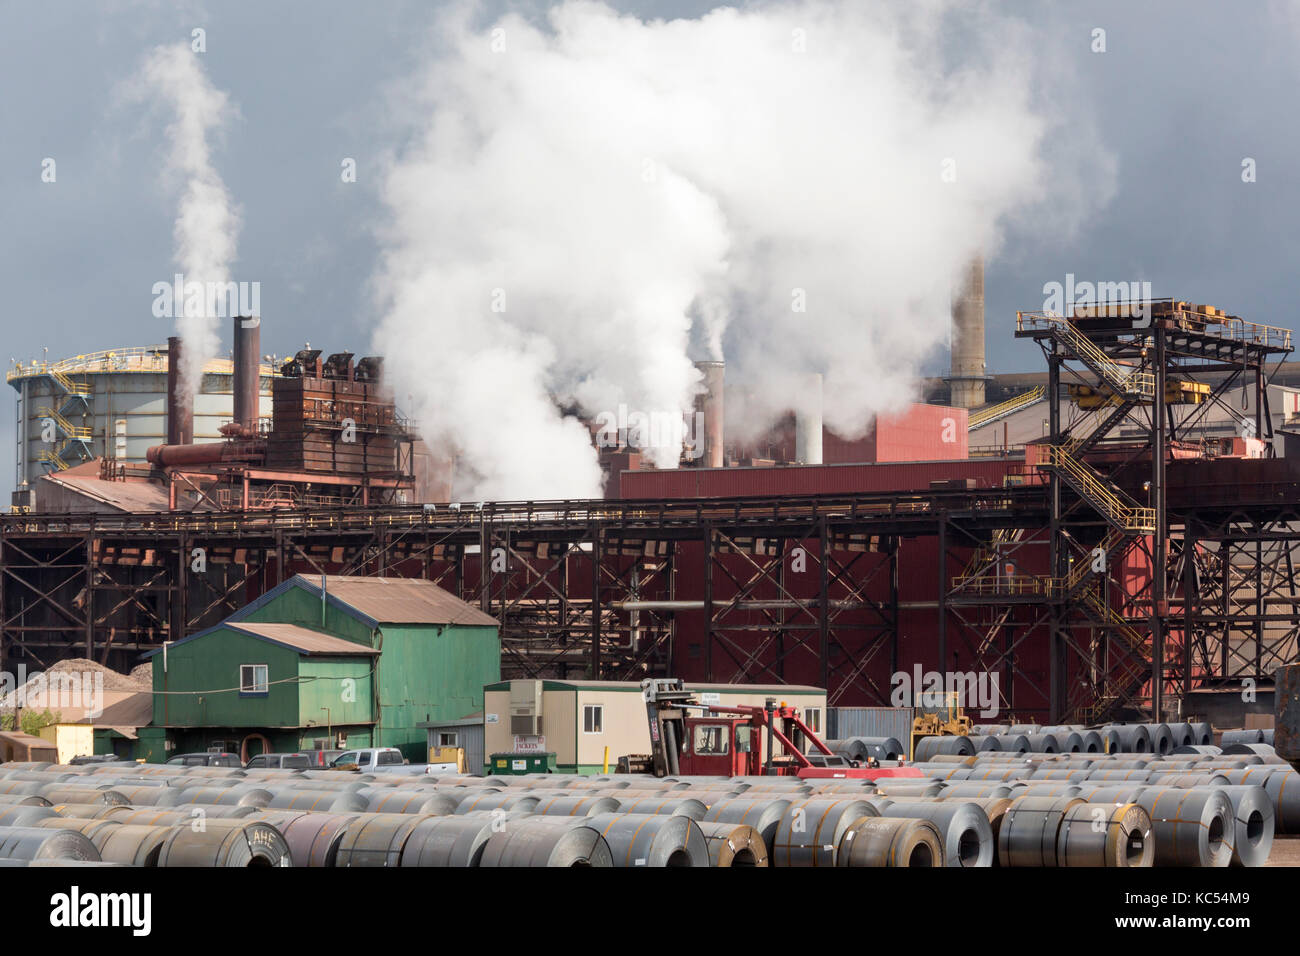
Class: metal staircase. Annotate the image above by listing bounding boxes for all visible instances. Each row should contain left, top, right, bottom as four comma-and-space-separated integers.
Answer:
968, 385, 1046, 430
1017, 313, 1155, 399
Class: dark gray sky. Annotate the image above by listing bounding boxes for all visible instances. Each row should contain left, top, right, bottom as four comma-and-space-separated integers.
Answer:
2, 0, 1299, 493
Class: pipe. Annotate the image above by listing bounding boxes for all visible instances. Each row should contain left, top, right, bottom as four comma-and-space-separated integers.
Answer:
795, 373, 824, 464
166, 336, 193, 447
232, 315, 261, 430
695, 360, 724, 468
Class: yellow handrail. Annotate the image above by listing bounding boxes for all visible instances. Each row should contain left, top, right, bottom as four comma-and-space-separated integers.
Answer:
1016, 313, 1155, 398
968, 386, 1046, 430
37, 407, 91, 441
1042, 445, 1156, 532
7, 345, 280, 384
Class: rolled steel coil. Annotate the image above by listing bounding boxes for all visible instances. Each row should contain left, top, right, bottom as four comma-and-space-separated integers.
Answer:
826, 738, 868, 762
1136, 787, 1234, 866
36, 817, 121, 843
101, 785, 172, 806
1190, 722, 1213, 746
93, 824, 176, 866
1075, 784, 1148, 804
693, 820, 769, 867
1147, 724, 1175, 755
1221, 729, 1265, 746
831, 736, 906, 761
399, 815, 500, 867
357, 789, 456, 815
1167, 723, 1196, 748
1078, 731, 1105, 754
333, 813, 428, 867
264, 789, 371, 813
1216, 785, 1274, 867
1029, 768, 1089, 781
1008, 725, 1040, 735
0, 781, 45, 797
598, 796, 708, 819
1223, 743, 1283, 761
0, 793, 51, 807
1262, 728, 1275, 746
0, 806, 57, 827
912, 736, 974, 761
531, 794, 623, 817
954, 796, 1013, 848
36, 785, 127, 806
1105, 724, 1151, 753
1149, 772, 1230, 788
1054, 733, 1084, 754
936, 783, 1015, 800
1084, 768, 1155, 782
972, 725, 1010, 736
156, 820, 292, 867
1171, 745, 1221, 757
1262, 770, 1300, 833
584, 813, 708, 867
771, 798, 876, 867
1096, 727, 1122, 753
157, 786, 272, 808
702, 797, 792, 856
837, 816, 944, 867
966, 735, 1002, 752
452, 792, 541, 815
998, 795, 1082, 867
874, 780, 946, 798
278, 812, 360, 867
1015, 783, 1083, 799
876, 800, 993, 867
1023, 733, 1059, 754
1055, 801, 1153, 867
0, 825, 100, 862
104, 805, 258, 825
478, 818, 614, 867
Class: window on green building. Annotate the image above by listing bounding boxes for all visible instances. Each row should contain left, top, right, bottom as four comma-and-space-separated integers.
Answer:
583, 704, 603, 734
240, 663, 268, 696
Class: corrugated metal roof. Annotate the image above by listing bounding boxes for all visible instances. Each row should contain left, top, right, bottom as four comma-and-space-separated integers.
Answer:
291, 574, 500, 627
228, 621, 380, 655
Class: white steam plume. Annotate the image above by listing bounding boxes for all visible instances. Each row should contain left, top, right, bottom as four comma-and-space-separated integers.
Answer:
374, 1, 1114, 500
130, 43, 241, 402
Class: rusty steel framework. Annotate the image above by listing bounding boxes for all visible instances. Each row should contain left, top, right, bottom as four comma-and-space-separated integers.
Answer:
947, 301, 1297, 723
0, 490, 1045, 707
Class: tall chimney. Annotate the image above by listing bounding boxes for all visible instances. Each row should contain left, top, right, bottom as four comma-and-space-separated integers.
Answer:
795, 373, 824, 464
695, 360, 725, 469
949, 255, 986, 409
166, 336, 193, 446
232, 315, 261, 431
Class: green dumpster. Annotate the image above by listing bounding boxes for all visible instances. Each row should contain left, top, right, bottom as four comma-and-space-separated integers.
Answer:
489, 752, 557, 775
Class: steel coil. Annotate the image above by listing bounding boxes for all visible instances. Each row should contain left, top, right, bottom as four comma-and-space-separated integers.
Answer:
278, 812, 360, 867
1105, 724, 1151, 753
0, 825, 100, 862
265, 789, 371, 813
693, 821, 769, 867
1171, 745, 1221, 756
772, 798, 876, 867
157, 786, 272, 808
452, 792, 541, 815
965, 735, 1002, 752
1216, 785, 1274, 867
1054, 732, 1084, 754
1023, 733, 1059, 754
876, 800, 993, 867
93, 824, 176, 866
936, 783, 1015, 799
1075, 784, 1148, 804
1148, 724, 1175, 755
478, 817, 614, 867
702, 797, 792, 856
333, 813, 428, 867
1221, 729, 1265, 746
399, 815, 499, 867
1262, 770, 1300, 833
600, 796, 708, 819
972, 725, 1010, 735
913, 736, 974, 761
999, 794, 1083, 866
1167, 723, 1196, 748
1054, 801, 1153, 867
1136, 787, 1234, 866
1149, 772, 1230, 788
36, 817, 121, 843
358, 789, 455, 814
583, 812, 708, 867
0, 806, 58, 827
1078, 731, 1105, 754
156, 821, 292, 867
837, 816, 943, 867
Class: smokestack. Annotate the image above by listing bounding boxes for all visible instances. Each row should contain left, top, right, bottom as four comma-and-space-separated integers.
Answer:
166, 336, 193, 446
795, 374, 824, 465
232, 315, 261, 431
949, 255, 986, 409
695, 360, 725, 468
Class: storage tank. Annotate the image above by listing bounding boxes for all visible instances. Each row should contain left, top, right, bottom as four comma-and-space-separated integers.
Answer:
7, 344, 276, 488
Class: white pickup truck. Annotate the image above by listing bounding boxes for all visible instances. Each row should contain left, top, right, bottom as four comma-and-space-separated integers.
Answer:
329, 747, 458, 775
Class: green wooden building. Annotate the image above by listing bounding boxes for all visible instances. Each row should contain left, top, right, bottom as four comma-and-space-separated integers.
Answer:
146, 574, 500, 761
